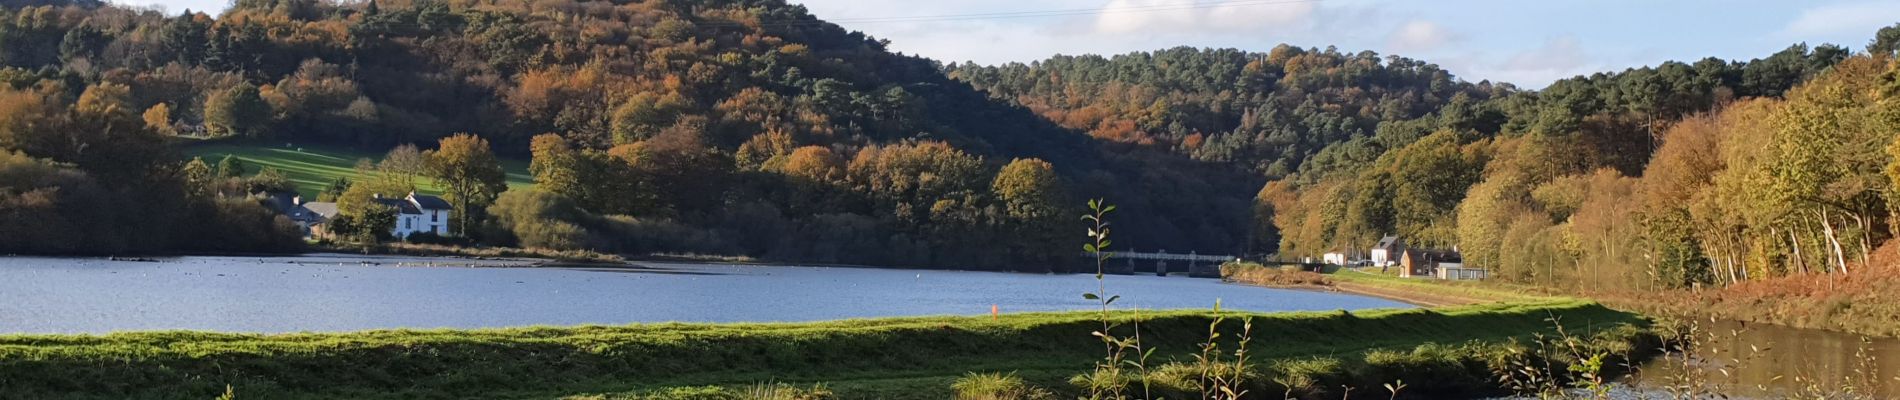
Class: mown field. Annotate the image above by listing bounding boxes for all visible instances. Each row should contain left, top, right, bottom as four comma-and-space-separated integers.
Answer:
0, 300, 1653, 400
181, 141, 535, 198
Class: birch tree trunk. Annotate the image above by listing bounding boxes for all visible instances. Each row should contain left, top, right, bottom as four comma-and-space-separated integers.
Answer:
1819, 209, 1847, 275
1789, 226, 1806, 275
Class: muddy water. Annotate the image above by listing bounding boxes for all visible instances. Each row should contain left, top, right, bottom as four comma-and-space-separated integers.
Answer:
1624, 319, 1900, 398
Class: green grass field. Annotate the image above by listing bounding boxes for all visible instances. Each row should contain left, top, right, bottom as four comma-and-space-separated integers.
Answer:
0, 300, 1653, 399
181, 141, 534, 198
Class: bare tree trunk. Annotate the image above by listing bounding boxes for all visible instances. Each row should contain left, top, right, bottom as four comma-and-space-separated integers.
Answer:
1819, 209, 1847, 275
1853, 212, 1871, 269
1789, 226, 1807, 275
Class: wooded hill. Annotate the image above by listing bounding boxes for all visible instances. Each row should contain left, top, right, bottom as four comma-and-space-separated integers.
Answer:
1, 0, 1895, 281
0, 0, 1250, 268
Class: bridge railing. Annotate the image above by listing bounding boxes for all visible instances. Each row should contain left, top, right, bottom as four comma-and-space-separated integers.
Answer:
1081, 250, 1235, 262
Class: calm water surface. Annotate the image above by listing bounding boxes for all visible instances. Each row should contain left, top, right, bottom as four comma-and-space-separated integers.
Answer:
1620, 319, 1900, 398
0, 254, 1411, 333
1496, 319, 1900, 399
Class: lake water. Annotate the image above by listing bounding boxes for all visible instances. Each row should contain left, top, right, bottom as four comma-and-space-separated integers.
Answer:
0, 254, 1412, 334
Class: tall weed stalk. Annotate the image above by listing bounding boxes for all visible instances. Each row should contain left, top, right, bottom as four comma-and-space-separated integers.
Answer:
1080, 199, 1151, 399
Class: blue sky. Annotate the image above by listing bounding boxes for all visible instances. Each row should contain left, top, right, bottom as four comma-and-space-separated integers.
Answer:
113, 0, 1900, 88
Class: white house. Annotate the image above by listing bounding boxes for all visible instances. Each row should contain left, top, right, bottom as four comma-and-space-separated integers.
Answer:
379, 192, 452, 238
300, 192, 453, 239
1321, 251, 1347, 266
1369, 236, 1404, 266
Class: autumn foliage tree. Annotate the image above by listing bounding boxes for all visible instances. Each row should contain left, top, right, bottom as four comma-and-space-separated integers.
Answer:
427, 133, 507, 237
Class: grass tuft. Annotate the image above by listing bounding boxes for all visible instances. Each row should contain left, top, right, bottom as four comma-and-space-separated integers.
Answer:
951, 372, 1052, 400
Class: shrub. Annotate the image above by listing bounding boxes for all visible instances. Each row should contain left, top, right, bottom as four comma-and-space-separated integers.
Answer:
738, 382, 832, 400
488, 189, 590, 250
593, 214, 734, 255
951, 372, 1051, 400
1220, 261, 1332, 287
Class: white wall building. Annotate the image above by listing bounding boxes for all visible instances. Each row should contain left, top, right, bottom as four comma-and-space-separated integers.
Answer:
380, 192, 452, 238
300, 192, 454, 239
1369, 235, 1404, 266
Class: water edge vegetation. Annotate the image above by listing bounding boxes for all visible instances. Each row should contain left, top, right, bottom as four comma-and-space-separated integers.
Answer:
0, 300, 1648, 400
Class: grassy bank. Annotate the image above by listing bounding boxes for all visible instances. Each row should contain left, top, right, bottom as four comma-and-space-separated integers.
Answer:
1221, 262, 1557, 306
1231, 258, 1900, 338
0, 300, 1651, 399
319, 242, 626, 264
182, 141, 534, 197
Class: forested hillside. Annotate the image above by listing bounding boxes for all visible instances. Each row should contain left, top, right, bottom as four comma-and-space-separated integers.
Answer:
5, 0, 1896, 281
947, 42, 1856, 251
1230, 31, 1893, 293
948, 46, 1487, 178
0, 0, 1250, 268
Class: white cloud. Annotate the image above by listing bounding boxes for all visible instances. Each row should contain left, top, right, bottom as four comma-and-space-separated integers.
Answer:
112, 0, 229, 14
1432, 35, 1604, 88
1387, 20, 1455, 52
1093, 0, 1316, 35
1206, 0, 1316, 31
1782, 1, 1900, 38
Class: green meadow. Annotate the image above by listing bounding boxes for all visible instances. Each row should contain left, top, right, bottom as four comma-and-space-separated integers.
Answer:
181, 141, 535, 198
0, 300, 1653, 399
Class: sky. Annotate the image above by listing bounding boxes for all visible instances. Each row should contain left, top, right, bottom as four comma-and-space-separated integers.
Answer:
110, 0, 1900, 89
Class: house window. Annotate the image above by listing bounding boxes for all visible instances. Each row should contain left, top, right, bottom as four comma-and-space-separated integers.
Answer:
402, 219, 409, 230
431, 211, 438, 222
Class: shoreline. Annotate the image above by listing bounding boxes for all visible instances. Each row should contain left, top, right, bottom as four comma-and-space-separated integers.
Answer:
0, 300, 1650, 400
1226, 263, 1900, 340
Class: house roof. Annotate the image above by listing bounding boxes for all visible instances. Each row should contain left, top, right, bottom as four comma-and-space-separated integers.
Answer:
409, 194, 451, 210
261, 191, 299, 213
375, 198, 422, 215
1375, 236, 1402, 249
284, 205, 324, 222
257, 191, 327, 223
303, 202, 339, 219
1404, 248, 1462, 262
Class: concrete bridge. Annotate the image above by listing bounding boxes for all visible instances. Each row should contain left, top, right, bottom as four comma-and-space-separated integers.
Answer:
1082, 249, 1237, 278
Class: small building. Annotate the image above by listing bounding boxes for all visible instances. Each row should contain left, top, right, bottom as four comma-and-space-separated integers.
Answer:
303, 201, 339, 238
295, 192, 452, 239
1399, 248, 1463, 278
376, 192, 452, 238
1436, 262, 1488, 280
1321, 250, 1348, 266
260, 192, 327, 236
1369, 236, 1404, 266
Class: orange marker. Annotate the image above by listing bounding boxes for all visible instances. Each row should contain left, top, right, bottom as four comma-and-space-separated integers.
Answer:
991, 304, 999, 320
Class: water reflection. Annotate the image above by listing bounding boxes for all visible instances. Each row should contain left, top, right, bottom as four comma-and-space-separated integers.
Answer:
1626, 319, 1899, 398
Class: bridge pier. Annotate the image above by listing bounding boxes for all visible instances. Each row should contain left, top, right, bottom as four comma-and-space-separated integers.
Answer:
1079, 249, 1234, 278
1105, 253, 1135, 275
1189, 264, 1222, 278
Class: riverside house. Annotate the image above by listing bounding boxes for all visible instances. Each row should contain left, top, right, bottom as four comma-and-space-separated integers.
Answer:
301, 192, 453, 239
1369, 235, 1404, 266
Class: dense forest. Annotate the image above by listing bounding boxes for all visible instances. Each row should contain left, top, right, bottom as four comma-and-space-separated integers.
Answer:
1238, 31, 1900, 291
949, 22, 1899, 289
0, 0, 1250, 269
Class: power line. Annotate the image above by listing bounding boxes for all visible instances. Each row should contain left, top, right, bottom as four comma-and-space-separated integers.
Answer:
299, 0, 1328, 31
821, 0, 1325, 23
704, 0, 1325, 28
